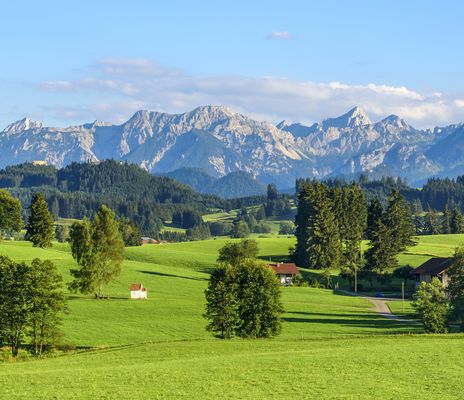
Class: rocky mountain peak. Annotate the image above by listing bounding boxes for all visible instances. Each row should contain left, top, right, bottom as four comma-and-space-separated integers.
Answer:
322, 106, 371, 129
2, 117, 43, 133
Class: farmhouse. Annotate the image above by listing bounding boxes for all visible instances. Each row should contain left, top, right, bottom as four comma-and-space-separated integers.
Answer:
130, 283, 147, 299
268, 262, 299, 285
414, 257, 452, 287
141, 237, 160, 245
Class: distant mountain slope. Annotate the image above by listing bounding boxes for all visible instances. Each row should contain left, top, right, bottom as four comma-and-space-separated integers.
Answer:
1, 105, 464, 187
161, 168, 266, 198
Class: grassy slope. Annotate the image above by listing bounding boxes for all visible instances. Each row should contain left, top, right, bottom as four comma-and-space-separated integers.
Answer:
0, 235, 463, 398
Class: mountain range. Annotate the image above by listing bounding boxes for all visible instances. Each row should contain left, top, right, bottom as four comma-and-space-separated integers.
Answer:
2, 105, 464, 189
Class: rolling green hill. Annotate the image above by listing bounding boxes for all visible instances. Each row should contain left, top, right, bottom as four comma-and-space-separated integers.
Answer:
0, 235, 463, 398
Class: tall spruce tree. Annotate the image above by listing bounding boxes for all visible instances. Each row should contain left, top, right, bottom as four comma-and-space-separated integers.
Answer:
364, 220, 398, 276
451, 207, 464, 234
423, 207, 441, 235
383, 189, 417, 253
366, 197, 383, 241
26, 193, 55, 248
442, 204, 452, 234
307, 183, 341, 284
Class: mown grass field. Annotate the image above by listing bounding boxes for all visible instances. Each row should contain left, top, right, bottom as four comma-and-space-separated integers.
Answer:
0, 234, 463, 398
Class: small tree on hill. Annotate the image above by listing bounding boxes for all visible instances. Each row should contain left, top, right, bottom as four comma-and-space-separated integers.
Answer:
28, 259, 67, 355
412, 278, 449, 333
234, 259, 284, 338
231, 220, 249, 238
205, 241, 284, 339
217, 239, 259, 264
26, 193, 55, 248
0, 190, 23, 237
204, 264, 239, 339
69, 206, 124, 298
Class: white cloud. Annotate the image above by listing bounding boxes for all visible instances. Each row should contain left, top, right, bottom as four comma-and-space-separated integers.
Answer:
38, 58, 464, 128
266, 31, 293, 40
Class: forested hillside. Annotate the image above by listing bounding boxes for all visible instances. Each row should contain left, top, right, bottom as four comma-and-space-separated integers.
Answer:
0, 161, 223, 235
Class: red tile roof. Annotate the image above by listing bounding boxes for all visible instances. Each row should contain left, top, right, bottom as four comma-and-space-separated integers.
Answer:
130, 283, 144, 291
268, 263, 299, 275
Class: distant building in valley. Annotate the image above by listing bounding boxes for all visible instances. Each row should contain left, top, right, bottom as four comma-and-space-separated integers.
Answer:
141, 237, 160, 245
32, 160, 47, 166
414, 257, 452, 287
268, 262, 299, 285
130, 283, 147, 299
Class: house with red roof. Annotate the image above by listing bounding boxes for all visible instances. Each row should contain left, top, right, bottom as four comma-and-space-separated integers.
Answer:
268, 262, 299, 285
130, 283, 147, 299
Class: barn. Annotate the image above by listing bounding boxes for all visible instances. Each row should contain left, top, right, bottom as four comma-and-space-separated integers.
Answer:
130, 283, 148, 299
414, 257, 452, 287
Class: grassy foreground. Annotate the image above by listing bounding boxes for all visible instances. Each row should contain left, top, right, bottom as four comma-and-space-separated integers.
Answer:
1, 336, 463, 399
0, 234, 462, 398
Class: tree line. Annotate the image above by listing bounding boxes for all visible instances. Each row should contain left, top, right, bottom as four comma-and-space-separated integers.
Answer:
293, 181, 416, 289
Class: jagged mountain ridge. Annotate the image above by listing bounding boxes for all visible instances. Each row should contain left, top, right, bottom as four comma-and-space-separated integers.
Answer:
0, 105, 463, 188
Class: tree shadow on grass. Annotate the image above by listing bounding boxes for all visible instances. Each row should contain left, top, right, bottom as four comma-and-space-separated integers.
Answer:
282, 312, 419, 331
258, 254, 289, 263
137, 270, 208, 281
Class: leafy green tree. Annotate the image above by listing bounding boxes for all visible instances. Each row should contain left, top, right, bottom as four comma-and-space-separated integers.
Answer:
383, 189, 417, 253
231, 220, 250, 238
205, 242, 284, 339
204, 264, 239, 339
0, 189, 23, 236
217, 239, 259, 265
393, 265, 415, 286
118, 218, 142, 246
451, 207, 464, 234
69, 206, 124, 298
412, 278, 449, 333
0, 256, 67, 357
234, 259, 284, 338
26, 193, 55, 248
279, 221, 295, 235
445, 246, 464, 326
0, 256, 31, 357
28, 259, 67, 355
423, 208, 441, 235
55, 224, 70, 243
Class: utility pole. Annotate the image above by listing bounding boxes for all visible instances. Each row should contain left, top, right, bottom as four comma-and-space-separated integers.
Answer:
401, 282, 405, 313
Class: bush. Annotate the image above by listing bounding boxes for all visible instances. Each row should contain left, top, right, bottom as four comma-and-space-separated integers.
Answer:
412, 278, 449, 333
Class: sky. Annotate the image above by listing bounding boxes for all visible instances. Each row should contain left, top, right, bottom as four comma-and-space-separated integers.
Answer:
1, 0, 464, 129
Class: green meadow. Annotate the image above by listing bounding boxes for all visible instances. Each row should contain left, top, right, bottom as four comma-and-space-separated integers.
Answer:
0, 234, 463, 398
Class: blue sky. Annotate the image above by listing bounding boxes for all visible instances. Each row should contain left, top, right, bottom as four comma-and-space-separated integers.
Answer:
1, 0, 463, 128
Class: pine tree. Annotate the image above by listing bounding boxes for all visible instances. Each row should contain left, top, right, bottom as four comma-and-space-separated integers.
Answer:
307, 184, 341, 285
366, 197, 383, 241
451, 207, 464, 234
442, 204, 452, 234
26, 193, 55, 248
423, 207, 441, 235
383, 189, 417, 253
365, 220, 398, 276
